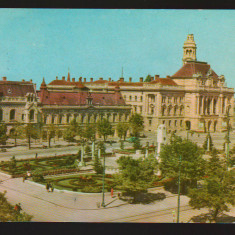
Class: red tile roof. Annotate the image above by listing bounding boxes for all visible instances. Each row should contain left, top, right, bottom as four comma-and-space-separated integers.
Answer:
172, 61, 218, 78
48, 80, 87, 88
38, 90, 127, 106
149, 78, 177, 86
0, 81, 35, 97
108, 81, 144, 87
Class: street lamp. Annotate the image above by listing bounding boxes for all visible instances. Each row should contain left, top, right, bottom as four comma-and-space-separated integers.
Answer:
225, 109, 231, 171
101, 144, 106, 207
177, 155, 182, 223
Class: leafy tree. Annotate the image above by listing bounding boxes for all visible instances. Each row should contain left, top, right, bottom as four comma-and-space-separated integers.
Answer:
24, 123, 39, 149
188, 153, 235, 222
0, 123, 8, 150
0, 191, 33, 222
9, 122, 24, 147
96, 118, 113, 141
120, 140, 124, 150
47, 124, 58, 148
129, 113, 144, 137
144, 74, 152, 82
114, 155, 158, 202
63, 119, 80, 143
81, 124, 96, 141
116, 122, 129, 141
93, 154, 103, 174
133, 138, 141, 150
159, 135, 206, 194
9, 156, 17, 174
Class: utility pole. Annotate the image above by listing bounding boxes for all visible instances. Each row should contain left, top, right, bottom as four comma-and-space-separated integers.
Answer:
177, 155, 182, 223
101, 147, 106, 207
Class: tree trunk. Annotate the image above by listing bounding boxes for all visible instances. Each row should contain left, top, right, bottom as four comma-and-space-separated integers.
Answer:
211, 207, 220, 222
48, 138, 51, 148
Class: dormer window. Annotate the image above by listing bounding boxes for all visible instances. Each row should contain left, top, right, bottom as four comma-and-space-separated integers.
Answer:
7, 89, 12, 94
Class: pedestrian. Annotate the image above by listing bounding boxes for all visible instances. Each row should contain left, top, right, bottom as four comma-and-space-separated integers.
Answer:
35, 153, 38, 159
111, 188, 114, 198
117, 192, 121, 199
50, 183, 54, 192
46, 182, 50, 192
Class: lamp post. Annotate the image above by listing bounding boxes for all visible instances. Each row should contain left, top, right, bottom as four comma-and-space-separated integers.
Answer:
225, 109, 231, 171
101, 144, 106, 207
177, 155, 182, 223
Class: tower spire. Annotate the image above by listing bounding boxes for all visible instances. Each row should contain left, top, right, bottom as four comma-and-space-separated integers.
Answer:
67, 67, 70, 82
40, 77, 47, 89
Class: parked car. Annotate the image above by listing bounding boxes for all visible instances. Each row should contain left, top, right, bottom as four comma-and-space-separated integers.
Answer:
127, 137, 139, 143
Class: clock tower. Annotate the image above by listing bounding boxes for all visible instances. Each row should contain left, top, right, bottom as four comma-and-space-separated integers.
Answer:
182, 34, 197, 65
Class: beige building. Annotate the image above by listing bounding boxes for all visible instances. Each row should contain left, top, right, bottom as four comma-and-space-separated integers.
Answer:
81, 34, 234, 133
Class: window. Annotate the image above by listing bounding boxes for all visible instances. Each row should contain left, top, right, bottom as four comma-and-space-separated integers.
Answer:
149, 119, 152, 126
174, 97, 177, 103
169, 120, 171, 127
163, 120, 165, 124
51, 116, 55, 124
134, 106, 137, 112
175, 120, 177, 127
10, 109, 15, 121
29, 110, 35, 122
124, 95, 126, 100
162, 96, 166, 103
44, 116, 47, 124
22, 114, 24, 121
180, 120, 183, 127
140, 96, 143, 102
139, 106, 142, 113
129, 96, 132, 101
113, 114, 116, 122
67, 114, 70, 123
135, 96, 137, 101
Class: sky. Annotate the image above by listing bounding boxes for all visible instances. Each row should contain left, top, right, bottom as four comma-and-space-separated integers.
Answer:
0, 9, 234, 88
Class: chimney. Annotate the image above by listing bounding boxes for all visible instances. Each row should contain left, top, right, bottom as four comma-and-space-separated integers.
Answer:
84, 78, 86, 82
99, 77, 103, 80
139, 77, 143, 82
166, 75, 171, 78
108, 77, 111, 82
62, 76, 65, 81
72, 78, 75, 82
129, 77, 132, 82
90, 78, 93, 82
30, 79, 33, 83
56, 76, 58, 80
120, 77, 124, 82
151, 77, 154, 81
79, 77, 82, 82
154, 75, 159, 80
22, 79, 25, 82
2, 77, 7, 81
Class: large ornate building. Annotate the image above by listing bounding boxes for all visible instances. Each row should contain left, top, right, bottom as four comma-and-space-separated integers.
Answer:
0, 34, 233, 137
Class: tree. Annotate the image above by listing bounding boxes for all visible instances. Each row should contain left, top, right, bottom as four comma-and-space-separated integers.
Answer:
81, 124, 96, 141
24, 123, 39, 149
144, 74, 152, 82
93, 154, 103, 174
47, 124, 58, 148
63, 119, 80, 143
114, 155, 158, 202
116, 122, 129, 141
0, 191, 33, 222
9, 122, 24, 147
129, 113, 144, 137
188, 154, 235, 222
0, 123, 8, 150
159, 135, 206, 194
96, 118, 113, 141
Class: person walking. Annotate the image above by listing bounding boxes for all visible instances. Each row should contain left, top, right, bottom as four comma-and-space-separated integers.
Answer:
111, 188, 114, 198
46, 182, 50, 192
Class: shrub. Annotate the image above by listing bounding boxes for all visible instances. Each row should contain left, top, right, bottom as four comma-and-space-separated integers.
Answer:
81, 185, 102, 193
32, 169, 45, 182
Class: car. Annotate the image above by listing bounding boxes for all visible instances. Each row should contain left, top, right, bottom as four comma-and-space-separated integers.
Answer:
127, 137, 139, 143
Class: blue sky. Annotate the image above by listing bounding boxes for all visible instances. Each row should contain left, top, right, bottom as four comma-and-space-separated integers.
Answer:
0, 9, 234, 88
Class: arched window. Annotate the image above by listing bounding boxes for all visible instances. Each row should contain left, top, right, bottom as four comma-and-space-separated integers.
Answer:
51, 115, 55, 124
10, 109, 15, 121
29, 109, 35, 121
59, 115, 62, 124
0, 109, 2, 121
66, 114, 70, 123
